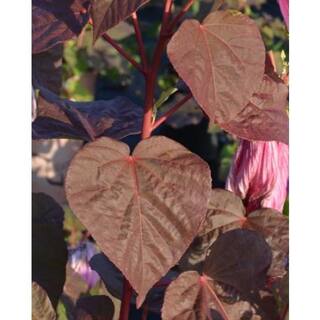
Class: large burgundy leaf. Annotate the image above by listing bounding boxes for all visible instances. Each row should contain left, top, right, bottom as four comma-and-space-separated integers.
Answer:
32, 0, 91, 54
32, 44, 63, 94
32, 88, 143, 140
219, 73, 289, 144
162, 271, 229, 320
91, 0, 150, 41
179, 189, 246, 272
167, 10, 265, 124
65, 136, 212, 306
204, 229, 272, 293
244, 209, 289, 277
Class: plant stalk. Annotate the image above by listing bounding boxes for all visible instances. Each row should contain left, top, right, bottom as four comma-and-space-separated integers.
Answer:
119, 278, 133, 320
141, 2, 173, 139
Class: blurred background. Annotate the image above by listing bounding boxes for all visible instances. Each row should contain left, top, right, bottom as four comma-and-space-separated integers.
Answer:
32, 0, 288, 318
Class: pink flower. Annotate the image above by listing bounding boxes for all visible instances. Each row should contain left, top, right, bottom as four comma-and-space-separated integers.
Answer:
277, 0, 289, 29
69, 240, 100, 288
226, 140, 289, 213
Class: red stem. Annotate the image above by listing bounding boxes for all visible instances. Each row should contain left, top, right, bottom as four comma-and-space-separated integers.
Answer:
141, 0, 173, 139
119, 279, 133, 320
132, 12, 148, 71
152, 92, 192, 130
101, 33, 145, 74
141, 304, 148, 320
169, 0, 195, 31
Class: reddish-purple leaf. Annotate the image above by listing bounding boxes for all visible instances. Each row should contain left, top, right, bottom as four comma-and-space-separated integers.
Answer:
204, 229, 272, 293
162, 271, 229, 320
32, 0, 90, 54
91, 0, 150, 41
219, 73, 289, 144
32, 88, 143, 140
167, 10, 265, 124
65, 136, 212, 307
244, 209, 289, 277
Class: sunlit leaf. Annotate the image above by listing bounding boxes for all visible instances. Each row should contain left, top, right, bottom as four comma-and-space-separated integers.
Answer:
65, 136, 212, 306
219, 73, 289, 144
167, 10, 265, 124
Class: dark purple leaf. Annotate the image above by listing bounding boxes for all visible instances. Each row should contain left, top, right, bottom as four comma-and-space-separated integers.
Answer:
204, 229, 272, 294
32, 193, 68, 309
75, 295, 114, 320
32, 44, 63, 94
32, 0, 91, 54
91, 0, 150, 41
32, 88, 143, 141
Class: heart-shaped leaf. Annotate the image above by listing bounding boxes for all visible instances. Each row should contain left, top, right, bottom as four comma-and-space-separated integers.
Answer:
167, 10, 265, 124
32, 282, 56, 320
162, 271, 229, 320
32, 193, 68, 308
32, 0, 91, 54
91, 0, 150, 41
219, 73, 289, 144
65, 136, 212, 306
90, 253, 179, 313
245, 209, 289, 277
32, 88, 143, 141
204, 229, 272, 293
75, 295, 115, 320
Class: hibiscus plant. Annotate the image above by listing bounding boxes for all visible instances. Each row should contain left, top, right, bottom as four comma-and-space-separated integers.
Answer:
32, 0, 289, 319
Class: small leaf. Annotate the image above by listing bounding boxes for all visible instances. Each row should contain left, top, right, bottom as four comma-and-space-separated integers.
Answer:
32, 88, 143, 141
204, 229, 272, 293
32, 193, 68, 308
32, 282, 56, 320
75, 295, 115, 320
65, 136, 212, 307
219, 73, 289, 144
245, 209, 289, 277
167, 10, 265, 124
91, 0, 150, 41
32, 0, 91, 54
154, 87, 178, 110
